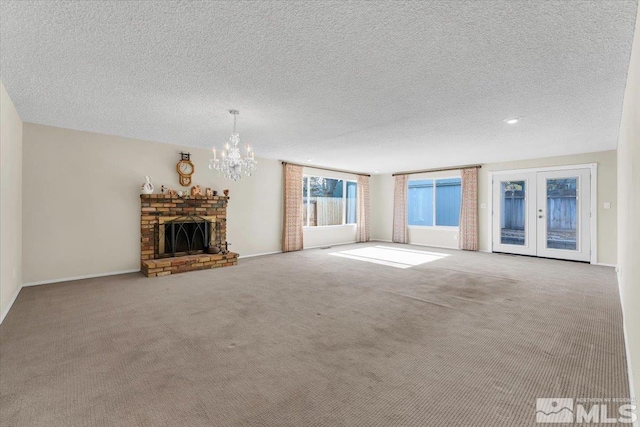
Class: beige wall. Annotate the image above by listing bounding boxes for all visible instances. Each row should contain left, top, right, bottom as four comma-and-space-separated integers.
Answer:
617, 4, 640, 403
1, 82, 23, 321
22, 123, 284, 284
371, 150, 617, 265
302, 166, 358, 248
370, 173, 394, 242
20, 125, 378, 285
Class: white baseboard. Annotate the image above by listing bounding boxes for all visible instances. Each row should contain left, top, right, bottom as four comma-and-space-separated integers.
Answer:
617, 275, 637, 426
622, 315, 637, 427
239, 250, 282, 259
22, 269, 141, 287
304, 241, 357, 250
595, 262, 617, 268
371, 240, 460, 251
0, 285, 22, 324
405, 242, 459, 251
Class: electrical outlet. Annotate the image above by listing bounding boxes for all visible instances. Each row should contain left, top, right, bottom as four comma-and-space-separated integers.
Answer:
453, 234, 458, 240
480, 203, 487, 209
604, 202, 611, 209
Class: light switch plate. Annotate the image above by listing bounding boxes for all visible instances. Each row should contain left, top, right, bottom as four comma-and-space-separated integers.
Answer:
604, 202, 611, 209
480, 203, 487, 209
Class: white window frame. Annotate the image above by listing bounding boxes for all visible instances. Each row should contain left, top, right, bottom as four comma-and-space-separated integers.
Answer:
303, 174, 358, 228
407, 175, 461, 230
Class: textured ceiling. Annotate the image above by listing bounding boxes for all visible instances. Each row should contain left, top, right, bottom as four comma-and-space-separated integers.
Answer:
1, 1, 637, 173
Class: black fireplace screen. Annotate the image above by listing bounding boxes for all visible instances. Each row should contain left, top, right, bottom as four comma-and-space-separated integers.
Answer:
154, 215, 213, 258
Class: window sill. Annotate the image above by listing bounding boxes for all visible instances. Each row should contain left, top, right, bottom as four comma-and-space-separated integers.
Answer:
408, 225, 459, 230
304, 224, 357, 229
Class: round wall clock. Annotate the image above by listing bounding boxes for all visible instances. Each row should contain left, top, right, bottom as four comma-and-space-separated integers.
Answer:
177, 153, 194, 186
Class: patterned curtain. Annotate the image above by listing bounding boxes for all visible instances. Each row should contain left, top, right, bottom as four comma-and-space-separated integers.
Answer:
282, 163, 304, 252
356, 175, 370, 242
392, 174, 408, 243
459, 167, 479, 251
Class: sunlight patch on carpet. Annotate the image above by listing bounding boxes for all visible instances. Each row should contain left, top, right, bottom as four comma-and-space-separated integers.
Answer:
329, 245, 449, 269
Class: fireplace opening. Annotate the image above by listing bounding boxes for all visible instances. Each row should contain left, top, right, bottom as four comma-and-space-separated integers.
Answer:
155, 215, 218, 258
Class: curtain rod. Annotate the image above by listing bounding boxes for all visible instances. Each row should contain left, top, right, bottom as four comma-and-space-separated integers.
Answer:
392, 164, 482, 176
281, 161, 371, 177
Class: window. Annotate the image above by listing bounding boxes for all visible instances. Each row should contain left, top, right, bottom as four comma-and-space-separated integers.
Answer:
303, 176, 357, 226
408, 180, 434, 226
408, 177, 461, 227
346, 181, 357, 224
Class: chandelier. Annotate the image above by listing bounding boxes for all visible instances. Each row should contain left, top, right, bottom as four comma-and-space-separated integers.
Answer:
209, 110, 257, 181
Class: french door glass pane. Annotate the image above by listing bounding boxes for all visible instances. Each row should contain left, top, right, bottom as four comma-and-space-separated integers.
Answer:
500, 181, 525, 245
546, 178, 578, 250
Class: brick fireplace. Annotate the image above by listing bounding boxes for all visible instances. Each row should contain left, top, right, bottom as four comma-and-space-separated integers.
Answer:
140, 194, 238, 277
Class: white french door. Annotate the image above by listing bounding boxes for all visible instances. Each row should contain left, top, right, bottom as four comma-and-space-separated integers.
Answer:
492, 167, 592, 262
492, 173, 537, 256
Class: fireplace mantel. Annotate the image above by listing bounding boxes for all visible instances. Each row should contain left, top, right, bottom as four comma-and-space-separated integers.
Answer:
140, 194, 238, 277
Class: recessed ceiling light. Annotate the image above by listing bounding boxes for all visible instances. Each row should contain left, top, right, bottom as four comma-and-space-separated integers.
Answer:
503, 117, 521, 124
374, 171, 379, 173
307, 158, 313, 162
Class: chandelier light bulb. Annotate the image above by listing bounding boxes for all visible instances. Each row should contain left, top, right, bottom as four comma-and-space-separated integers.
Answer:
209, 110, 258, 181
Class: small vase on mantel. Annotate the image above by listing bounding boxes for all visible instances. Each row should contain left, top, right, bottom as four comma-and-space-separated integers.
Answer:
140, 176, 154, 194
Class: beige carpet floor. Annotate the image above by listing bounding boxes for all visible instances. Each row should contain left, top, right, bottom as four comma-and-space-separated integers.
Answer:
0, 243, 630, 426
